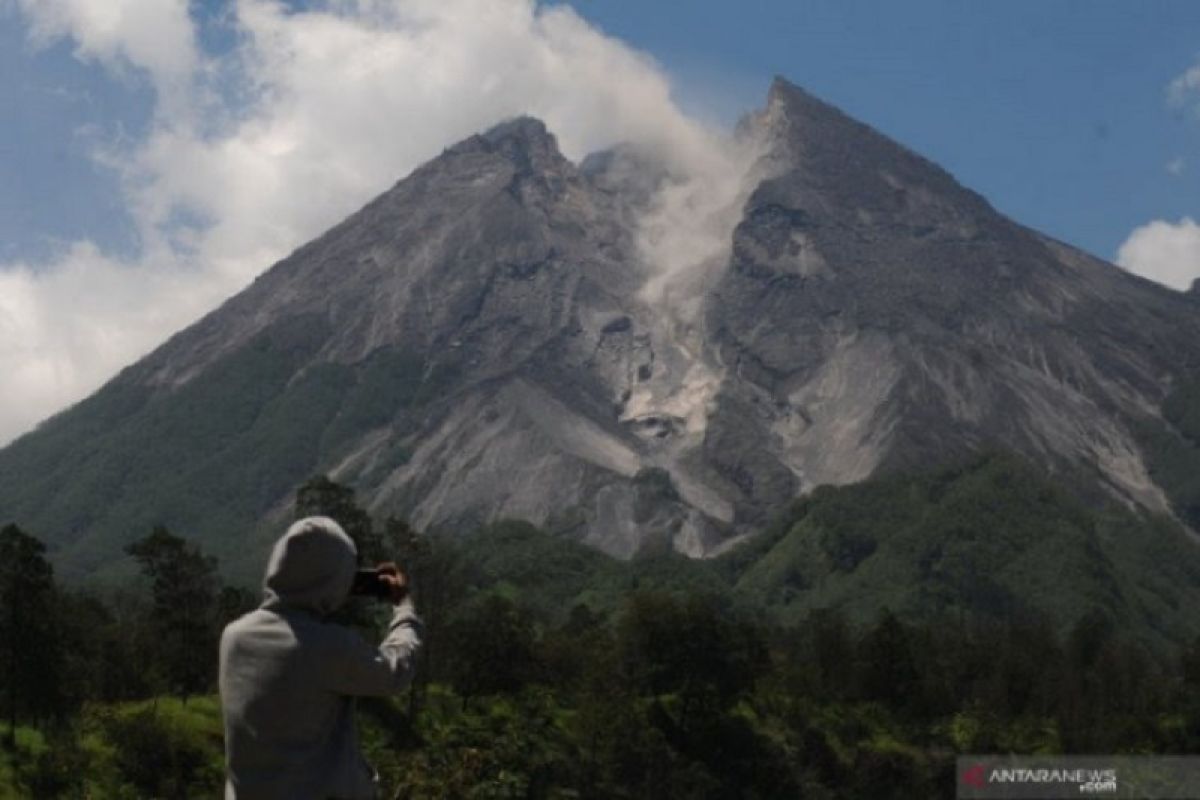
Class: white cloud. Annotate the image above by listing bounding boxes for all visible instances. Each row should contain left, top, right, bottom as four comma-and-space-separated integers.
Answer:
0, 0, 752, 446
16, 0, 199, 108
0, 243, 232, 442
1167, 157, 1186, 176
1116, 217, 1200, 292
1168, 62, 1200, 113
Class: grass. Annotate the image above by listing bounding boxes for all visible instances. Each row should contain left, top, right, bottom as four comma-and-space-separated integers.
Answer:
0, 726, 47, 800
0, 697, 227, 799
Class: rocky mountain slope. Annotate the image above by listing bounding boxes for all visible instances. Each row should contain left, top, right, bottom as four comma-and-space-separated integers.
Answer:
2, 78, 1199, 582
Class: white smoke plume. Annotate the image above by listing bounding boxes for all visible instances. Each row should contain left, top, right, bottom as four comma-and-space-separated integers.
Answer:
0, 0, 760, 446
619, 127, 768, 442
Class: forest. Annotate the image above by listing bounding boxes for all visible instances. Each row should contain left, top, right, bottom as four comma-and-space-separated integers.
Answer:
3, 456, 1200, 798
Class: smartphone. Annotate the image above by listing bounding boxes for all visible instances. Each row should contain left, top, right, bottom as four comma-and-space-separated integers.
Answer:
350, 568, 392, 600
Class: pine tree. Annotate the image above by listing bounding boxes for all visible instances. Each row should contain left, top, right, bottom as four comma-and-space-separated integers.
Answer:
0, 524, 60, 746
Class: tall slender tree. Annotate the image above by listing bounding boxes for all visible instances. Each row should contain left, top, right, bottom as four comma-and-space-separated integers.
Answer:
0, 524, 59, 746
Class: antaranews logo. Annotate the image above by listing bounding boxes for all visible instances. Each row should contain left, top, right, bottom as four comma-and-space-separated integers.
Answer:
960, 755, 1200, 798
957, 757, 1135, 798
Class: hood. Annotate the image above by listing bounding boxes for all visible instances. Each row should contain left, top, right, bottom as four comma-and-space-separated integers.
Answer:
261, 516, 358, 616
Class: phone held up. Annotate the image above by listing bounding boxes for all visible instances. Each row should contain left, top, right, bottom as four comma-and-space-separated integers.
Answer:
351, 568, 399, 601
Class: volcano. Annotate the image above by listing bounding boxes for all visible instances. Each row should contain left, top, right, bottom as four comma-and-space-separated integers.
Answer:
3, 78, 1199, 582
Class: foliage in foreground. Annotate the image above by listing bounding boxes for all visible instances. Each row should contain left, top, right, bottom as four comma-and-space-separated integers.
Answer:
5, 457, 1200, 797
4, 597, 1200, 799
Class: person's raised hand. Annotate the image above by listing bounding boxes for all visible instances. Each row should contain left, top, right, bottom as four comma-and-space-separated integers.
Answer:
375, 562, 409, 605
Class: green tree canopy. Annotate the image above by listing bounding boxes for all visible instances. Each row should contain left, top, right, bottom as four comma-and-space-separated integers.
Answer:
125, 526, 220, 700
295, 475, 380, 562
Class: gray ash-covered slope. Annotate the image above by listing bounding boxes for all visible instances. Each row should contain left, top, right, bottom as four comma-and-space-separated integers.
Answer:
2, 77, 1199, 581
710, 80, 1200, 521
0, 115, 725, 578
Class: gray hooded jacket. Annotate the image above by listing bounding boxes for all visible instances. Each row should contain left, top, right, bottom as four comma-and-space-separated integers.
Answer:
219, 517, 422, 800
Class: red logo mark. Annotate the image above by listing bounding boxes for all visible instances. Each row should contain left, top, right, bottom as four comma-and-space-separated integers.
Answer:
962, 763, 987, 788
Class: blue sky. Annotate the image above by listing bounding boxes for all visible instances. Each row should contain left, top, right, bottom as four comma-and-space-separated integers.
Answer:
1, 0, 1199, 444
0, 19, 138, 262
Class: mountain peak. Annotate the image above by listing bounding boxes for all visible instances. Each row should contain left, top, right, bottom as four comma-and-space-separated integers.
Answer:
766, 75, 826, 111
764, 76, 865, 134
446, 115, 564, 171
482, 115, 553, 146
762, 78, 932, 170
749, 75, 997, 237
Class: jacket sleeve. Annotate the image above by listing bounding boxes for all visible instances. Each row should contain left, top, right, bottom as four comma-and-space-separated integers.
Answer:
325, 598, 423, 696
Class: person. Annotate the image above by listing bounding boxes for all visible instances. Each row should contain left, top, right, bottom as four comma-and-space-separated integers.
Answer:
219, 516, 422, 800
